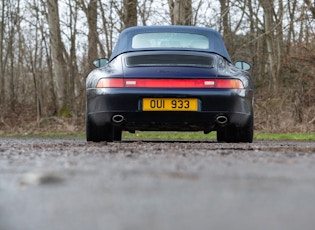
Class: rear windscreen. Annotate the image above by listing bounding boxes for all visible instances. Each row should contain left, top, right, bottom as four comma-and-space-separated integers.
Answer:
132, 33, 209, 50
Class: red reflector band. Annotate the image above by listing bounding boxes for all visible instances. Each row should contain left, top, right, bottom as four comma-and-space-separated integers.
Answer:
96, 78, 244, 89
96, 78, 124, 88
216, 79, 244, 89
125, 79, 215, 88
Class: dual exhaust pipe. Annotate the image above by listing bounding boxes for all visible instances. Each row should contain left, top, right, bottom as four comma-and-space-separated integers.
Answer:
112, 114, 228, 126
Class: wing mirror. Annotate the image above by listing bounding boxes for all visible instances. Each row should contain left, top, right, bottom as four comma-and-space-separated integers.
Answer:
93, 58, 109, 68
235, 61, 251, 71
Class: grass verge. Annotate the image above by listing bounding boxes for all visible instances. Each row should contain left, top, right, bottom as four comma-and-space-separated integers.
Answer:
1, 131, 314, 141
254, 132, 315, 141
124, 131, 315, 141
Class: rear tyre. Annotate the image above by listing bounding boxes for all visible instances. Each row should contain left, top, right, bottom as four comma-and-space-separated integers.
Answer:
112, 126, 122, 141
237, 113, 254, 143
217, 114, 253, 143
86, 115, 107, 142
217, 125, 236, 143
86, 115, 122, 142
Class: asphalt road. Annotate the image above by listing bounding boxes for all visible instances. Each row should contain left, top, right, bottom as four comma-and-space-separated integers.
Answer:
1, 138, 315, 230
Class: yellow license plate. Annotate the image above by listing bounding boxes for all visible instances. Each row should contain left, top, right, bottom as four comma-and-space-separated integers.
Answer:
143, 98, 198, 111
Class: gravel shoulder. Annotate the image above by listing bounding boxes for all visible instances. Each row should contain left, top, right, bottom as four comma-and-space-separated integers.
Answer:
0, 138, 315, 230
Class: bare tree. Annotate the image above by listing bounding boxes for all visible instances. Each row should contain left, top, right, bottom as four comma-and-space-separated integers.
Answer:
304, 0, 315, 18
46, 0, 68, 114
258, 0, 284, 91
286, 0, 298, 54
219, 0, 232, 53
169, 0, 192, 25
79, 0, 99, 71
0, 0, 22, 109
0, 0, 5, 105
65, 0, 81, 117
138, 0, 154, 26
24, 0, 43, 122
99, 0, 114, 57
123, 0, 138, 28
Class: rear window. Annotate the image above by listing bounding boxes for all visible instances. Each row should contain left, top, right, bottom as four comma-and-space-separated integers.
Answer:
132, 33, 209, 50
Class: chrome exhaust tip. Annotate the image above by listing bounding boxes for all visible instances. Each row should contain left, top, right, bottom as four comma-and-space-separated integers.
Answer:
216, 115, 228, 125
112, 115, 125, 124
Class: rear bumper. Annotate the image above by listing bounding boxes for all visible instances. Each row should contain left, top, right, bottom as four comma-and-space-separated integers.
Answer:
86, 88, 253, 132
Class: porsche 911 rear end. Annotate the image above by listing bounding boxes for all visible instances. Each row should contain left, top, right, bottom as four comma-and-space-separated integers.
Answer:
86, 26, 254, 142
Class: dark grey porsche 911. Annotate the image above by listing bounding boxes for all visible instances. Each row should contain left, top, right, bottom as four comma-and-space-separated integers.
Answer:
86, 26, 254, 142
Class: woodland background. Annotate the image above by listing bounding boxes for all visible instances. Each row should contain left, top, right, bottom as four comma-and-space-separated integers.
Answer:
0, 0, 314, 135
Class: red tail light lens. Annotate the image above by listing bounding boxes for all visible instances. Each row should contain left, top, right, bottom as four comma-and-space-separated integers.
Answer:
96, 78, 244, 89
96, 78, 124, 88
216, 79, 244, 89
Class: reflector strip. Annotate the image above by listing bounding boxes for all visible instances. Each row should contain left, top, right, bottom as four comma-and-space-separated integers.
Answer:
124, 79, 215, 88
96, 78, 244, 89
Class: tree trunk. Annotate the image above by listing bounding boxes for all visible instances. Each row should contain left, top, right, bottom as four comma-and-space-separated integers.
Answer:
46, 0, 68, 115
0, 0, 5, 105
67, 0, 79, 117
99, 0, 113, 57
287, 0, 298, 54
259, 0, 279, 91
219, 0, 231, 52
304, 0, 315, 18
123, 0, 138, 28
86, 0, 98, 71
169, 0, 192, 25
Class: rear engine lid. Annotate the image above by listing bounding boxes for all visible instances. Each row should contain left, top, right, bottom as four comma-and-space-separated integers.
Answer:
123, 52, 217, 79
126, 53, 214, 68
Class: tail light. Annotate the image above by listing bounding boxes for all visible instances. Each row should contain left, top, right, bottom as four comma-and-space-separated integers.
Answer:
96, 78, 124, 88
216, 79, 244, 89
96, 78, 244, 89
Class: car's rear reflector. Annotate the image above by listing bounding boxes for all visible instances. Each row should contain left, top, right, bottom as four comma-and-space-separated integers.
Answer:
96, 78, 244, 89
216, 79, 244, 89
96, 78, 124, 88
125, 79, 216, 88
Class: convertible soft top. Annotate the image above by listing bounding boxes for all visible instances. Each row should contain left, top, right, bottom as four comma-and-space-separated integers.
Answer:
109, 26, 231, 62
